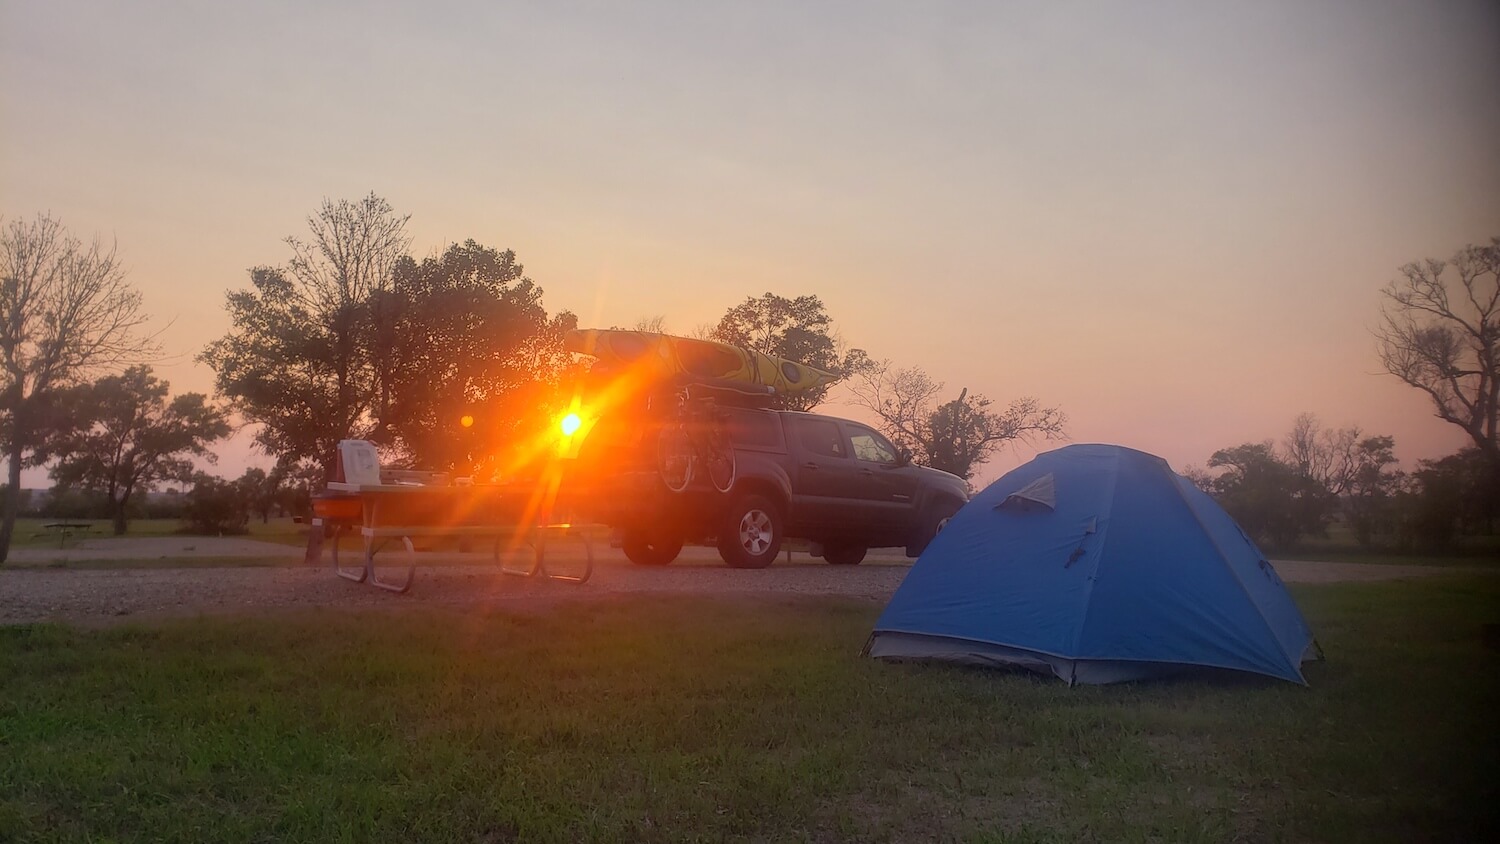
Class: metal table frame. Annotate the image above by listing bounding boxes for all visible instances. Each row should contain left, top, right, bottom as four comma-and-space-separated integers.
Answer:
313, 481, 593, 594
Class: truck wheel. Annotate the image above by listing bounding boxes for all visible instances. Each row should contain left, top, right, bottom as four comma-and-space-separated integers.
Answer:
717, 494, 781, 569
621, 527, 683, 566
906, 498, 963, 557
823, 544, 867, 566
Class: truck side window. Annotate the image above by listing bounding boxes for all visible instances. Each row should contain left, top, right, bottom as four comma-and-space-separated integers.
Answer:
794, 418, 845, 458
847, 424, 899, 465
724, 408, 783, 449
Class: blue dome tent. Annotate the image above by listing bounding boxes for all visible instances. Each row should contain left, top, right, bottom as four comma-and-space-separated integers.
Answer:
867, 444, 1320, 685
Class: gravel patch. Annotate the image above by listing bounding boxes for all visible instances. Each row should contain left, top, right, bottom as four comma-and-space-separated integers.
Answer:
0, 540, 1479, 627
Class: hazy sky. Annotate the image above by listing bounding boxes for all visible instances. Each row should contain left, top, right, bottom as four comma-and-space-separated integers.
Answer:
4, 0, 1499, 485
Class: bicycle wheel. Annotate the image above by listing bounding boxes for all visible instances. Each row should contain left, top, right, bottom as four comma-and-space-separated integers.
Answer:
658, 423, 694, 492
703, 417, 736, 493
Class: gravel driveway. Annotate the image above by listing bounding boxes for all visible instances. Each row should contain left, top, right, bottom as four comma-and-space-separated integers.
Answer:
0, 538, 1477, 627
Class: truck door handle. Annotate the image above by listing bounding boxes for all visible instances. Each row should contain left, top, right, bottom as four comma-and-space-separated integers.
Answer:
858, 468, 874, 476
802, 462, 819, 470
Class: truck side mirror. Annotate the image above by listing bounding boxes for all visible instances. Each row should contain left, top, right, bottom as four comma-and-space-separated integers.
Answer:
897, 446, 913, 466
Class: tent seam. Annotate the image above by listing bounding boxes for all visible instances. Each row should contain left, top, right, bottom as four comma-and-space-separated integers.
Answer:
1068, 449, 1118, 657
1167, 475, 1307, 683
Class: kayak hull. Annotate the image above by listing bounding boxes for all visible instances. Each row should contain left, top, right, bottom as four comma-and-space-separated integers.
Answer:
564, 329, 838, 395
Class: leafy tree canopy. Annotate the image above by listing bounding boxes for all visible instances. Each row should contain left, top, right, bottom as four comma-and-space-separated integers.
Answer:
380, 240, 578, 475
44, 365, 229, 535
707, 292, 866, 411
1206, 442, 1331, 550
202, 196, 575, 479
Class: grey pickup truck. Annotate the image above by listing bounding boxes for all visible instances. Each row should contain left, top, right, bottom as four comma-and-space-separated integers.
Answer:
574, 403, 970, 568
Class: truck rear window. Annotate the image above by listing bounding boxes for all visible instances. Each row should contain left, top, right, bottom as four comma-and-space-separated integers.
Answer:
724, 408, 783, 450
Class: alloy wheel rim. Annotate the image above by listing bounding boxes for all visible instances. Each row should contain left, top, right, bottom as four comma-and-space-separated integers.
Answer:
739, 510, 771, 555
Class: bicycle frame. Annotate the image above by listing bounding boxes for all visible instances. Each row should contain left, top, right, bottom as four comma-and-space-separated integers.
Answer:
657, 388, 736, 493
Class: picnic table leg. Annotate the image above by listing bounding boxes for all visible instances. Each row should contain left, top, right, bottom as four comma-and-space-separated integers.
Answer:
535, 524, 594, 585
495, 532, 542, 577
329, 522, 368, 583
365, 535, 417, 594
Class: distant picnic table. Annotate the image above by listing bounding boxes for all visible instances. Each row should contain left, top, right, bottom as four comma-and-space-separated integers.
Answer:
39, 522, 93, 547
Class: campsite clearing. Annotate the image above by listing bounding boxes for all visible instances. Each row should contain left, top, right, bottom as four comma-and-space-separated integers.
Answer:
1, 575, 1495, 842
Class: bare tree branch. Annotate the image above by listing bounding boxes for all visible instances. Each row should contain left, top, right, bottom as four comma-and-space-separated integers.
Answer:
845, 359, 1066, 480
1376, 236, 1500, 470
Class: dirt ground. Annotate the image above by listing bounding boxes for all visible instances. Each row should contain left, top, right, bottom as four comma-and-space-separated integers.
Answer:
0, 537, 1480, 627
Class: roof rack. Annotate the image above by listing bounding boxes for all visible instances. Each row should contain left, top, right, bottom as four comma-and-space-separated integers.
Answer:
676, 376, 780, 407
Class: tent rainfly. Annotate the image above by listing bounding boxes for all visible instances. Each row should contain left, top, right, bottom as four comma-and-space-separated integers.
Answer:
867, 444, 1320, 685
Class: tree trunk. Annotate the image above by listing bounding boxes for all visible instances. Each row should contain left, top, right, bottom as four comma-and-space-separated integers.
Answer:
0, 442, 25, 565
111, 487, 135, 536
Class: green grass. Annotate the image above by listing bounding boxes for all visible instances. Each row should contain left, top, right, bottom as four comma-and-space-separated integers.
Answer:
2, 579, 1497, 842
1272, 523, 1500, 566
4, 517, 310, 549
1272, 547, 1500, 566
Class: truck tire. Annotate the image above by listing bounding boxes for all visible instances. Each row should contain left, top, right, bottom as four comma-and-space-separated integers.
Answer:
621, 527, 683, 566
906, 497, 963, 557
717, 493, 782, 569
823, 544, 867, 566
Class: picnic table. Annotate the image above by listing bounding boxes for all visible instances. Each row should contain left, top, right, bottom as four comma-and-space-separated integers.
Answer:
308, 475, 593, 594
39, 521, 93, 547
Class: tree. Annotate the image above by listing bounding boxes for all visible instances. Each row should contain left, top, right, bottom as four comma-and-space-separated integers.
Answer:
378, 241, 577, 474
43, 366, 229, 535
202, 194, 409, 479
1179, 464, 1215, 492
204, 198, 577, 481
270, 459, 323, 521
1396, 455, 1470, 552
235, 467, 281, 524
1397, 447, 1500, 549
845, 360, 1066, 480
1281, 412, 1364, 496
181, 473, 249, 535
708, 293, 867, 411
0, 213, 156, 563
1342, 435, 1403, 548
1377, 237, 1500, 477
1206, 442, 1331, 549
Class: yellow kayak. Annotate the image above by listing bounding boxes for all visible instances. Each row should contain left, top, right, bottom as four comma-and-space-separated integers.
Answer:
564, 329, 839, 395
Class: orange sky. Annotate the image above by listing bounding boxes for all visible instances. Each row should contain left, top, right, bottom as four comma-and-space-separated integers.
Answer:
4, 0, 1498, 487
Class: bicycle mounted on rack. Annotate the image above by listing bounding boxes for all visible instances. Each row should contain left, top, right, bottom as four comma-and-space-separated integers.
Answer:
651, 378, 768, 494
